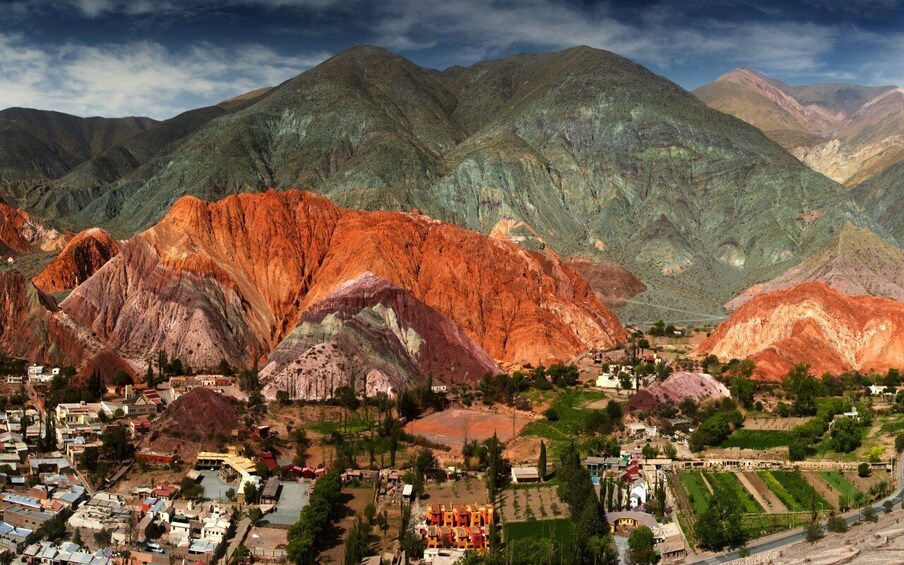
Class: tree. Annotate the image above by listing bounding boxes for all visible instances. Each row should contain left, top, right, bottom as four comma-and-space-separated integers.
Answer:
641, 444, 659, 459
79, 447, 100, 473
862, 505, 877, 522
276, 390, 291, 404
72, 528, 83, 546
827, 513, 848, 532
111, 370, 132, 387
830, 418, 862, 453
344, 518, 371, 565
730, 377, 755, 408
895, 433, 904, 454
697, 485, 745, 550
858, 462, 871, 478
93, 529, 113, 547
145, 363, 155, 388
805, 519, 823, 543
662, 443, 678, 459
627, 526, 656, 564
225, 488, 236, 502
538, 441, 547, 480
485, 434, 505, 501
180, 478, 204, 501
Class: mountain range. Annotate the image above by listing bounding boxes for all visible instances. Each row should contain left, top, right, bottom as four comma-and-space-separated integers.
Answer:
695, 67, 904, 187
7, 45, 904, 384
0, 46, 877, 322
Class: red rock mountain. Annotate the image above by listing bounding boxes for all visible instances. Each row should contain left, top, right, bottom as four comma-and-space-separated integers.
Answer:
260, 272, 503, 400
62, 190, 625, 377
0, 199, 68, 257
0, 272, 89, 366
701, 282, 904, 380
33, 228, 121, 293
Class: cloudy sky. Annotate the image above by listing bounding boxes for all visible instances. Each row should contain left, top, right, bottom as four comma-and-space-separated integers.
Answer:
1, 0, 901, 118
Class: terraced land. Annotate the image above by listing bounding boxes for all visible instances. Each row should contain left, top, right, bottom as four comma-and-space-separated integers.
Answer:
819, 471, 860, 499
705, 472, 764, 513
678, 471, 712, 515
720, 429, 793, 449
758, 470, 830, 512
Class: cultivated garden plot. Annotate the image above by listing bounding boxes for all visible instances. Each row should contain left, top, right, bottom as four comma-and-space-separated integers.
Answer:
501, 485, 570, 523
756, 470, 830, 512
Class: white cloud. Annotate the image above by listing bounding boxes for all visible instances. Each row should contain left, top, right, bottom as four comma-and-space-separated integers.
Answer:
370, 0, 839, 76
0, 34, 327, 118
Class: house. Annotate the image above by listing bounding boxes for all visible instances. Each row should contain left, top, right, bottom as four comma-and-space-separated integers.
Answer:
260, 477, 280, 505
510, 466, 540, 484
128, 418, 152, 437
3, 507, 55, 530
135, 450, 175, 467
124, 396, 158, 417
627, 422, 658, 439
260, 452, 278, 473
629, 479, 649, 508
152, 482, 179, 500
869, 385, 896, 396
22, 541, 113, 565
0, 521, 33, 553
201, 515, 230, 543
55, 403, 103, 427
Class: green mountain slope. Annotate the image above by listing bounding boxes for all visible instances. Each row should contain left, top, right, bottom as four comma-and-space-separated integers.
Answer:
0, 107, 157, 183
24, 46, 875, 318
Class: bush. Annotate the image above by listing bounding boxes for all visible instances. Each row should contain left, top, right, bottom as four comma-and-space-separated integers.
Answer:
896, 433, 904, 453
544, 408, 559, 421
883, 500, 893, 514
827, 514, 847, 533
862, 505, 877, 522
858, 463, 871, 478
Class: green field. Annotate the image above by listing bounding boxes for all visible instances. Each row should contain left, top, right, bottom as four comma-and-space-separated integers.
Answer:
740, 513, 813, 538
522, 389, 609, 456
504, 518, 575, 545
720, 429, 793, 449
819, 471, 861, 500
706, 472, 764, 513
758, 471, 829, 512
679, 471, 712, 515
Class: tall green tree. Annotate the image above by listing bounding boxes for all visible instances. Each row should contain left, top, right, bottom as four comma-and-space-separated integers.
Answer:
538, 440, 547, 480
627, 526, 656, 564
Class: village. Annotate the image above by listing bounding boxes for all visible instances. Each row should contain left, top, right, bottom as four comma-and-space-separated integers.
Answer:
0, 321, 901, 565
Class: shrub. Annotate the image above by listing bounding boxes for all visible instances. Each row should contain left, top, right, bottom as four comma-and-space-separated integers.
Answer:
858, 463, 871, 478
544, 408, 559, 421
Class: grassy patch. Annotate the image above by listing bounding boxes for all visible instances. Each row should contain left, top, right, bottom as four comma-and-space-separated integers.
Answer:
759, 471, 828, 512
720, 429, 793, 449
306, 411, 374, 436
522, 389, 609, 456
679, 471, 712, 515
503, 518, 574, 545
819, 471, 861, 501
740, 513, 812, 539
705, 472, 763, 513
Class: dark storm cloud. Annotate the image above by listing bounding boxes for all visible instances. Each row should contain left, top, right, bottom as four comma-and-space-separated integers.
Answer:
0, 0, 900, 117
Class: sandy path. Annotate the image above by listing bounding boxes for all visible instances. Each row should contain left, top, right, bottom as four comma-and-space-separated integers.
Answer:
736, 471, 773, 513
741, 471, 788, 513
802, 471, 840, 509
701, 473, 715, 495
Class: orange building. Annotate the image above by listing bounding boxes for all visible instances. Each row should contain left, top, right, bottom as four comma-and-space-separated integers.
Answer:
421, 503, 493, 550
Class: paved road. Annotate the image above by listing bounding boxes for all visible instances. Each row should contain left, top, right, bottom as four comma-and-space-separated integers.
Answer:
689, 455, 904, 564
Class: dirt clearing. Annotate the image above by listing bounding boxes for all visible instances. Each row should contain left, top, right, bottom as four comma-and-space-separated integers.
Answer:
404, 408, 531, 450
